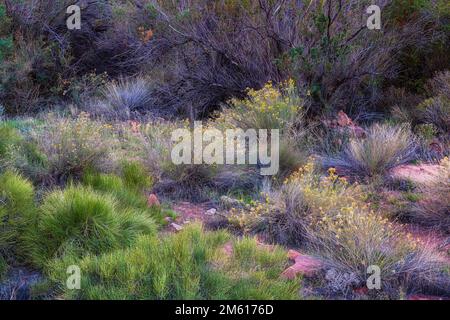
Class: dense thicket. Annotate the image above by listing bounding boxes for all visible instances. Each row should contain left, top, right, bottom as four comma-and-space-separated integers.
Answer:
0, 0, 448, 118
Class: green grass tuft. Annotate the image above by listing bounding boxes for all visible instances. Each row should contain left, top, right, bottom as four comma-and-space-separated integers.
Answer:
26, 185, 156, 267
45, 224, 300, 300
0, 171, 35, 263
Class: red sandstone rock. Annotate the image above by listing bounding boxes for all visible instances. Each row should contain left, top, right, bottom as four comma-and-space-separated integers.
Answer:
390, 164, 441, 185
337, 111, 353, 127
222, 242, 234, 256
282, 253, 322, 279
287, 249, 301, 261
147, 194, 160, 207
349, 125, 366, 138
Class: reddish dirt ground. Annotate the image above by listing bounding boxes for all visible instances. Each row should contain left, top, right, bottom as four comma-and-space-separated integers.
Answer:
390, 164, 441, 184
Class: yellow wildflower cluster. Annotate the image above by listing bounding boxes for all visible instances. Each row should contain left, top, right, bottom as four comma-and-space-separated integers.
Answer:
314, 203, 422, 270
282, 160, 362, 218
228, 198, 273, 232
216, 80, 301, 131
229, 159, 425, 272
230, 160, 361, 233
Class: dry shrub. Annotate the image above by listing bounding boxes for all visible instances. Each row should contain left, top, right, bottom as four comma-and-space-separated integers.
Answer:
307, 208, 445, 298
32, 113, 114, 183
124, 0, 311, 118
389, 70, 450, 130
420, 71, 450, 134
0, 36, 70, 114
231, 161, 362, 245
284, 0, 438, 116
420, 96, 450, 135
427, 70, 450, 99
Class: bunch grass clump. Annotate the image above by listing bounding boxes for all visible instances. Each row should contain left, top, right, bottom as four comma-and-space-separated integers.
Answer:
92, 77, 152, 119
120, 161, 153, 192
0, 120, 49, 182
0, 171, 35, 264
323, 123, 417, 179
82, 171, 173, 225
27, 185, 156, 267
45, 224, 300, 300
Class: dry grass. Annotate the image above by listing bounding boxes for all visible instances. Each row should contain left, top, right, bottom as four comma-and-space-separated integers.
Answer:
323, 123, 417, 179
31, 113, 114, 183
90, 77, 152, 120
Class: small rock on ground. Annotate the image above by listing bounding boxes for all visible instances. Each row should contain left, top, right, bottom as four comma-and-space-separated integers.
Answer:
169, 223, 183, 232
282, 250, 323, 279
204, 208, 217, 216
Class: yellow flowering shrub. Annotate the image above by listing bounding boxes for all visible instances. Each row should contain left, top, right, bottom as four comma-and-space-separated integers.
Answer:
308, 202, 445, 298
229, 160, 443, 297
217, 79, 301, 131
230, 160, 363, 244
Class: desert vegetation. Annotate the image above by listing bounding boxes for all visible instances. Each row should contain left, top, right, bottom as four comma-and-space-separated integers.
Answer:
0, 0, 449, 301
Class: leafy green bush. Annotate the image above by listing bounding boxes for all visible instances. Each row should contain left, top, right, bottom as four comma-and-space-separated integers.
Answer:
0, 254, 7, 280
0, 171, 35, 263
27, 186, 156, 267
323, 124, 417, 179
386, 0, 430, 24
0, 36, 13, 62
0, 36, 70, 114
46, 224, 300, 300
0, 4, 12, 63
